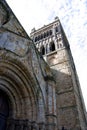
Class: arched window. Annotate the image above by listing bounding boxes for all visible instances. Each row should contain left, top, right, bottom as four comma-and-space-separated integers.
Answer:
40, 46, 45, 55
41, 34, 43, 39
49, 30, 52, 35
55, 26, 58, 32
47, 31, 49, 37
35, 37, 37, 42
49, 42, 55, 52
44, 32, 46, 38
38, 35, 41, 41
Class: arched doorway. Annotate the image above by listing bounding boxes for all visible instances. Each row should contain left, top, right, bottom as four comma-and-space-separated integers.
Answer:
0, 91, 9, 130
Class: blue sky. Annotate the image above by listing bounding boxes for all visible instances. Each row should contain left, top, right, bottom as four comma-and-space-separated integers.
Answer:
6, 0, 87, 110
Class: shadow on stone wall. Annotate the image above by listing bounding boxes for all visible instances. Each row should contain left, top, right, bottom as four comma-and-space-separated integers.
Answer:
51, 68, 86, 130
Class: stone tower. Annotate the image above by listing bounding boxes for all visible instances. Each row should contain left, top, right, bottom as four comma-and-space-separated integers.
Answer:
30, 17, 87, 129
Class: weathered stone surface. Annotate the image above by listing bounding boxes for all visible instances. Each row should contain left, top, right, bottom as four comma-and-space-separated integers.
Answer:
30, 17, 87, 130
58, 92, 76, 108
0, 2, 9, 26
0, 1, 57, 130
0, 28, 29, 56
0, 0, 29, 38
0, 0, 87, 130
58, 107, 79, 130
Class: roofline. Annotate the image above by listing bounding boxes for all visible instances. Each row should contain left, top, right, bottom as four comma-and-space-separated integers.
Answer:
30, 18, 60, 35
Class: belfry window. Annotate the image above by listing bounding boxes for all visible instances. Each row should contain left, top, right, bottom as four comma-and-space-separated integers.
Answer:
40, 46, 45, 55
47, 31, 49, 37
49, 30, 52, 35
41, 34, 43, 39
55, 26, 58, 32
44, 32, 46, 38
38, 35, 41, 41
35, 37, 37, 42
50, 42, 55, 52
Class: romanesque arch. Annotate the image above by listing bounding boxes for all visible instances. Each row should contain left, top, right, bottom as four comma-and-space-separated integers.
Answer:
0, 50, 45, 129
0, 1, 58, 129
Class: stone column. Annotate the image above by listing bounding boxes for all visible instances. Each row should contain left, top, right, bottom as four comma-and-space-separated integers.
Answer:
48, 43, 50, 53
45, 114, 57, 130
52, 25, 56, 36
55, 39, 58, 50
45, 80, 57, 130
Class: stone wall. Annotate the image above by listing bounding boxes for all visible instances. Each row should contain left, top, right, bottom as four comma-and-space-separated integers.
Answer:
0, 1, 57, 130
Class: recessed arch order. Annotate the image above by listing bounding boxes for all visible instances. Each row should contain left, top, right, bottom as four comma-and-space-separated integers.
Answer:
0, 56, 39, 123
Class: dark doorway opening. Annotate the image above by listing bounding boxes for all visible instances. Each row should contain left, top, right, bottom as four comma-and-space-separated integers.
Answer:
0, 91, 9, 130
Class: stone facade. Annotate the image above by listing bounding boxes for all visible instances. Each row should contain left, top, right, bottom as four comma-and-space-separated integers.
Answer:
0, 1, 57, 130
0, 0, 86, 130
30, 17, 87, 129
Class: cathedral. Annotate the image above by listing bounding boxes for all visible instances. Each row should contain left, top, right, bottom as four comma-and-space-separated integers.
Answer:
0, 0, 87, 130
